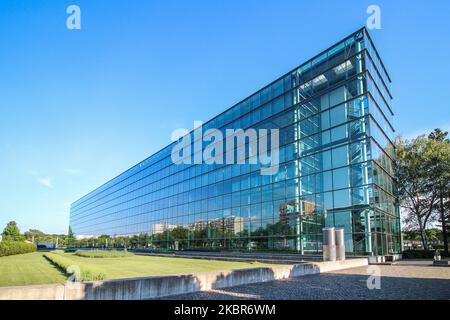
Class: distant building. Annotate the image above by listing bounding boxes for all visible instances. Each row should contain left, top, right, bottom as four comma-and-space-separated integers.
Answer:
188, 216, 244, 235
75, 234, 97, 240
152, 223, 178, 235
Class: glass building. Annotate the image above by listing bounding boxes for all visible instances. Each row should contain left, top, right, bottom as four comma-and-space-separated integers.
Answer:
70, 28, 401, 256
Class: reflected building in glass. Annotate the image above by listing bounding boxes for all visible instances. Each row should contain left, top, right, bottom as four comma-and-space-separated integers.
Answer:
70, 28, 401, 255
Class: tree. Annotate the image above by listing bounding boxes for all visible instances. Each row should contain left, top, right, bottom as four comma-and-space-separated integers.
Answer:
24, 229, 45, 243
395, 136, 439, 250
129, 235, 140, 248
67, 226, 75, 240
66, 226, 76, 247
426, 228, 441, 242
2, 221, 24, 241
97, 234, 111, 248
428, 128, 448, 142
428, 128, 450, 254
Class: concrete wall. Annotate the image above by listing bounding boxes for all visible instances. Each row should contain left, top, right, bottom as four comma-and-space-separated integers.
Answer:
0, 283, 65, 300
0, 258, 368, 300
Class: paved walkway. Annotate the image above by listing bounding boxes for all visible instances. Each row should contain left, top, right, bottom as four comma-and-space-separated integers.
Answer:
166, 264, 450, 300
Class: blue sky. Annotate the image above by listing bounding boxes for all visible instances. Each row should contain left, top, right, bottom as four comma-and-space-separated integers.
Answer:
0, 0, 449, 234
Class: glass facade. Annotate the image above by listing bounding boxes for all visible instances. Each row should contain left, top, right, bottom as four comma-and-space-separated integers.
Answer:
70, 28, 401, 255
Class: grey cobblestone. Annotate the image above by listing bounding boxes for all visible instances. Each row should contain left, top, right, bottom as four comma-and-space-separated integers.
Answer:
165, 265, 450, 300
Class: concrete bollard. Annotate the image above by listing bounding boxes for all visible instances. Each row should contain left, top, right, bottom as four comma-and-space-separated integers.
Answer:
335, 228, 346, 261
322, 227, 336, 261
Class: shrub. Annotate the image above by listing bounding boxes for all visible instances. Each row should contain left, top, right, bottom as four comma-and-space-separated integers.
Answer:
74, 250, 134, 258
44, 252, 106, 281
0, 241, 36, 257
402, 250, 450, 259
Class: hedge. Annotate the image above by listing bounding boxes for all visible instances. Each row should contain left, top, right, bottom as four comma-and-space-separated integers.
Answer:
44, 252, 106, 281
402, 250, 450, 259
0, 241, 37, 257
74, 250, 133, 258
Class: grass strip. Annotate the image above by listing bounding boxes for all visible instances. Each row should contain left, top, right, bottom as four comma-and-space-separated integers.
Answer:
44, 252, 106, 281
74, 250, 134, 258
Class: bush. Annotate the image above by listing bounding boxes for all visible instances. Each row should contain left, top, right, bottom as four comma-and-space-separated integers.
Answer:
44, 252, 106, 281
74, 250, 134, 258
0, 241, 36, 257
402, 250, 450, 259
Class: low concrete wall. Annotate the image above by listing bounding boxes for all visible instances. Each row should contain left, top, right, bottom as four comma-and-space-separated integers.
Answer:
0, 258, 367, 300
368, 254, 402, 264
316, 258, 369, 273
0, 283, 65, 300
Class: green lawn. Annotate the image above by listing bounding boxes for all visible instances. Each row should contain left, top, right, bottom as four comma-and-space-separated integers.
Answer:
0, 251, 276, 287
53, 252, 276, 280
0, 252, 66, 287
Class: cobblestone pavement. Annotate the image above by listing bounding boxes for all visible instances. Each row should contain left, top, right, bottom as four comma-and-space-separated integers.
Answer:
166, 265, 450, 300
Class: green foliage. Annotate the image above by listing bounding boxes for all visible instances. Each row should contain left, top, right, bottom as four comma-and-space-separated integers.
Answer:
43, 252, 106, 281
426, 228, 442, 241
67, 226, 75, 244
427, 129, 450, 254
402, 229, 443, 241
428, 128, 449, 142
24, 229, 45, 241
23, 228, 71, 247
395, 130, 450, 250
2, 221, 24, 241
74, 250, 134, 258
0, 241, 37, 257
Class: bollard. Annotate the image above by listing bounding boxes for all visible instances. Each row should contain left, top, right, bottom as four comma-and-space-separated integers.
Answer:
335, 228, 346, 261
322, 227, 336, 261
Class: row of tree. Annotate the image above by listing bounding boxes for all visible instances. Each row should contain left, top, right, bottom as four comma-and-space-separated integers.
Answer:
395, 128, 450, 253
1, 221, 75, 247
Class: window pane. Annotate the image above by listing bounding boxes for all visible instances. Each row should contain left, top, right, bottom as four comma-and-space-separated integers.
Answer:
332, 145, 349, 168
333, 167, 350, 190
330, 104, 347, 127
334, 189, 351, 208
